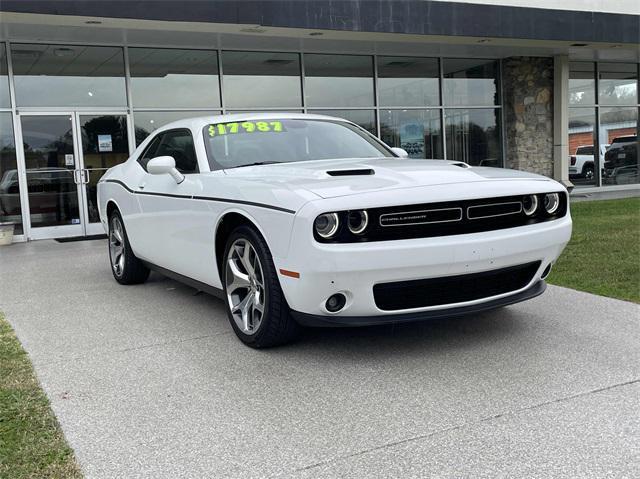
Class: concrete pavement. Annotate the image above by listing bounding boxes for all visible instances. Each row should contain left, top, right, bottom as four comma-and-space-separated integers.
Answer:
1, 239, 638, 478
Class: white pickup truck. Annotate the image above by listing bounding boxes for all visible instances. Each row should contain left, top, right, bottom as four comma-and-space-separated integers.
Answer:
569, 144, 609, 181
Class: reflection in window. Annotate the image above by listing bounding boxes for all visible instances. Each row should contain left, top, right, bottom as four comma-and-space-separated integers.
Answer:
377, 57, 439, 107
0, 44, 10, 108
601, 107, 638, 185
568, 108, 597, 187
222, 51, 301, 108
129, 48, 220, 108
307, 109, 376, 134
445, 109, 502, 167
569, 62, 596, 106
134, 111, 221, 146
304, 54, 374, 107
598, 63, 638, 106
11, 44, 126, 107
19, 115, 81, 228
380, 109, 443, 159
442, 59, 499, 106
0, 114, 22, 234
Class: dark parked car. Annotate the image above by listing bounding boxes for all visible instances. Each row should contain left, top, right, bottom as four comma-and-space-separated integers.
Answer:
603, 135, 639, 185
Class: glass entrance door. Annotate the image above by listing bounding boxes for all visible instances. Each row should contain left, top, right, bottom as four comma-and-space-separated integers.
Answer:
18, 112, 131, 239
19, 114, 84, 239
76, 113, 130, 235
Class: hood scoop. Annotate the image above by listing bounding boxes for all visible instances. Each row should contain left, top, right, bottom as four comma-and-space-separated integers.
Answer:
326, 168, 375, 177
452, 162, 471, 169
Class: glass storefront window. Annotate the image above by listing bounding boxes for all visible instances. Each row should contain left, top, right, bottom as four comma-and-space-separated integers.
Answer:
304, 54, 374, 107
442, 59, 499, 107
445, 108, 502, 166
129, 48, 220, 109
569, 62, 596, 105
307, 109, 376, 134
0, 44, 10, 108
600, 107, 638, 185
598, 63, 638, 106
568, 108, 597, 187
377, 56, 439, 107
20, 115, 81, 228
222, 51, 301, 108
0, 113, 22, 234
11, 44, 126, 107
380, 109, 443, 159
134, 110, 222, 146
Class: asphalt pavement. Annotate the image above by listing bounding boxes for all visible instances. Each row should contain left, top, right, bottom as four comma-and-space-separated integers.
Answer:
1, 239, 638, 478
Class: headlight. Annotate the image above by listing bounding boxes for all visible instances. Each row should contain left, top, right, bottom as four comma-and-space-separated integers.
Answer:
522, 195, 538, 216
543, 193, 560, 214
347, 210, 368, 235
314, 213, 339, 238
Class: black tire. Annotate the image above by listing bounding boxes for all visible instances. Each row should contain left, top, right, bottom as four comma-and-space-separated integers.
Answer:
108, 210, 150, 285
222, 225, 299, 348
583, 164, 594, 181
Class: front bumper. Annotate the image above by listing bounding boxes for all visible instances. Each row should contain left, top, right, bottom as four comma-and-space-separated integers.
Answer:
292, 280, 546, 327
276, 214, 571, 319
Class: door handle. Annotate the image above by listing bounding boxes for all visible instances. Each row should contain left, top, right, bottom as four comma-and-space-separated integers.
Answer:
73, 169, 81, 184
82, 169, 90, 184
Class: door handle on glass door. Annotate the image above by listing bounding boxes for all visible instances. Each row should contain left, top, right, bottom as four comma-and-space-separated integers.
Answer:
82, 169, 90, 184
73, 169, 81, 184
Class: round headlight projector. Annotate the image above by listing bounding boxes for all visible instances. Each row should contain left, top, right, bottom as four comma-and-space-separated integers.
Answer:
314, 213, 339, 239
347, 210, 369, 235
522, 195, 538, 216
544, 193, 560, 214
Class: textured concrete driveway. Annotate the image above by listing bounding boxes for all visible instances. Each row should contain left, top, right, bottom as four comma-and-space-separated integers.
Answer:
1, 239, 639, 478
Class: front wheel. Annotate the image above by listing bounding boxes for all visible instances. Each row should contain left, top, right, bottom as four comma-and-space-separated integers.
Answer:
223, 225, 299, 348
108, 210, 150, 285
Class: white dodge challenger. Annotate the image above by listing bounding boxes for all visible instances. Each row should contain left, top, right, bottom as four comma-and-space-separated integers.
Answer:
98, 113, 572, 347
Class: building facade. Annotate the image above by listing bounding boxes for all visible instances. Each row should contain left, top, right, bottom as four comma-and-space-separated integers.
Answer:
0, 0, 638, 241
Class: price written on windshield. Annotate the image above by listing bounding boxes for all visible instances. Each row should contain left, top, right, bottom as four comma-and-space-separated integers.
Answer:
208, 121, 284, 137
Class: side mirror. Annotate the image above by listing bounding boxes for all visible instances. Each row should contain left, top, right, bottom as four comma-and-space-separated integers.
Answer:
147, 156, 184, 184
390, 147, 409, 158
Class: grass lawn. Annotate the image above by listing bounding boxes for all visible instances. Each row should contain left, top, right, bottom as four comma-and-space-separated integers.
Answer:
0, 314, 82, 479
548, 197, 640, 303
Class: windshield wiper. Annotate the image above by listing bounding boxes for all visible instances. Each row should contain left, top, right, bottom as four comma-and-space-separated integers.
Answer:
228, 161, 283, 169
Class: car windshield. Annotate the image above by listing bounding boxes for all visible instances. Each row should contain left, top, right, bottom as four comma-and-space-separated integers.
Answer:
202, 119, 393, 169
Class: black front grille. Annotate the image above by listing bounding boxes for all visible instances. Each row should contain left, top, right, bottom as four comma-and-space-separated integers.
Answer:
314, 193, 568, 243
373, 261, 541, 311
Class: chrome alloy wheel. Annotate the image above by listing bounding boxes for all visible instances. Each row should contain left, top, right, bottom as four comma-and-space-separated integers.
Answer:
109, 215, 125, 277
225, 238, 266, 335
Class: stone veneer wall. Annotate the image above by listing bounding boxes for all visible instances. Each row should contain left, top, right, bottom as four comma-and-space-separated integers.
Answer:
502, 57, 554, 177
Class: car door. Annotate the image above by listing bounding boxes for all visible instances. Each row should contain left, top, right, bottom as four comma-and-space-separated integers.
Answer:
134, 128, 213, 281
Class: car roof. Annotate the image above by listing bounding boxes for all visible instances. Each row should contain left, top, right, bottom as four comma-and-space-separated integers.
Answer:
155, 112, 354, 134
611, 135, 637, 142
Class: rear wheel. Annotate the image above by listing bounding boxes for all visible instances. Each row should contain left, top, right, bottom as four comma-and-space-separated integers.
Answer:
108, 210, 150, 285
223, 225, 299, 348
583, 164, 594, 181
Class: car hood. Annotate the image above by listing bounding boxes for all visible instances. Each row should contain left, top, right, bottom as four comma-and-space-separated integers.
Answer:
221, 158, 550, 199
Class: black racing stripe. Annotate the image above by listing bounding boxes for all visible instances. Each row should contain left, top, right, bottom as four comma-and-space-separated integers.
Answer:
192, 196, 295, 214
103, 179, 134, 193
102, 179, 296, 214
138, 190, 191, 199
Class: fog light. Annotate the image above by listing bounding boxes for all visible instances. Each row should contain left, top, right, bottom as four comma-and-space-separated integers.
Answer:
523, 195, 538, 216
325, 293, 346, 313
544, 193, 560, 214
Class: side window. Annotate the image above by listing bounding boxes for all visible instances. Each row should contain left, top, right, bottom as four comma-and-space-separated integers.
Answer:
137, 135, 162, 171
154, 129, 199, 174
